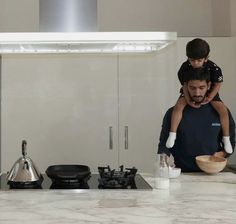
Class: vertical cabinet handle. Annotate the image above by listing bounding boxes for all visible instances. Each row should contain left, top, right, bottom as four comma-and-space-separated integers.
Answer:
124, 126, 128, 150
109, 126, 113, 150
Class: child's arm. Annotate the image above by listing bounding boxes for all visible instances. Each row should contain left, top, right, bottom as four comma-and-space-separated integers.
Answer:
202, 82, 221, 104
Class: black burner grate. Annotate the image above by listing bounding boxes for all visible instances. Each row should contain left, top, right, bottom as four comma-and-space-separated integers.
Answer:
98, 165, 138, 189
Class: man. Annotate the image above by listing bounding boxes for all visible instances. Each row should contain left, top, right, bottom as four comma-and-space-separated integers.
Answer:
158, 68, 235, 172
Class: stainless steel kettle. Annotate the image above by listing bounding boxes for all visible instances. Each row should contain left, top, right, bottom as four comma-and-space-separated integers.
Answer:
7, 140, 43, 184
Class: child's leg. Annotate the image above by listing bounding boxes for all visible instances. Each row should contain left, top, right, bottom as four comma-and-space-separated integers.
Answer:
166, 97, 187, 148
210, 101, 233, 153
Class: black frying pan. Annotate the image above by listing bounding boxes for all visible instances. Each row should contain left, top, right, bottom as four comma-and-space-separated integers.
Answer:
46, 165, 91, 180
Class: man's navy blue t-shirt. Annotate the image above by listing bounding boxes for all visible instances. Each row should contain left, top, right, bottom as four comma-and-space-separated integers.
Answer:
158, 104, 235, 172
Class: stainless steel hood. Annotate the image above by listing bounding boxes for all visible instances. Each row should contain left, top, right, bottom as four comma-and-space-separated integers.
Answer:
0, 0, 177, 54
39, 0, 98, 32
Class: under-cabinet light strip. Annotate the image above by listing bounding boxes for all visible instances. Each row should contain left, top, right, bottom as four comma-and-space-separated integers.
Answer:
0, 32, 177, 53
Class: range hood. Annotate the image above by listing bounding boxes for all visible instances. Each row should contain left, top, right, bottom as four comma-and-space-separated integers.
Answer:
0, 32, 177, 54
0, 0, 177, 54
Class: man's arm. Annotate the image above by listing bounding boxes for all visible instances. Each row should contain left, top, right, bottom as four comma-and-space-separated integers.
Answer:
158, 108, 172, 156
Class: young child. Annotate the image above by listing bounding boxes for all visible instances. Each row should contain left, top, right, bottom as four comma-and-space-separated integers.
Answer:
166, 38, 233, 153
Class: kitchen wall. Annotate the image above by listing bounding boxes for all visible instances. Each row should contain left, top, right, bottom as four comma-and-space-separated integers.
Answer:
211, 0, 231, 36
0, 0, 38, 32
230, 0, 236, 36
0, 0, 234, 36
98, 0, 231, 36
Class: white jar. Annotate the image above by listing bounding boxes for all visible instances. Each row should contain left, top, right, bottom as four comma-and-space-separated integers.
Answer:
154, 153, 169, 189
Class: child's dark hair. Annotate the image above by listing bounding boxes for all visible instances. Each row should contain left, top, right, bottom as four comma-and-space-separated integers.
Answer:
185, 67, 210, 83
186, 38, 210, 59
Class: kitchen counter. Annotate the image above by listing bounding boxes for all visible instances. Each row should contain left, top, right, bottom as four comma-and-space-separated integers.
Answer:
1, 172, 236, 224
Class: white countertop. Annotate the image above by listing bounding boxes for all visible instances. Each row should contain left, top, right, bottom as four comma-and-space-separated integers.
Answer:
1, 172, 236, 224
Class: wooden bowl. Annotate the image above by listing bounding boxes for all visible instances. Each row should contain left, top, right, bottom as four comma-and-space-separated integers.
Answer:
195, 155, 227, 174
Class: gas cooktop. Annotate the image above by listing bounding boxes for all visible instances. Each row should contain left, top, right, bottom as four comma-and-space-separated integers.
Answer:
0, 173, 152, 190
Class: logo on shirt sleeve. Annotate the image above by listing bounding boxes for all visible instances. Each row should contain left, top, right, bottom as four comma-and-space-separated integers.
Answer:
218, 76, 223, 81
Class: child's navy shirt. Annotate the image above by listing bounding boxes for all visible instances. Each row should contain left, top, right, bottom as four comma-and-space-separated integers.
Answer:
178, 60, 223, 85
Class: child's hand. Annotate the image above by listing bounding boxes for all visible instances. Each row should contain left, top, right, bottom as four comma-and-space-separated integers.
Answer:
201, 96, 213, 105
188, 100, 201, 108
201, 97, 210, 105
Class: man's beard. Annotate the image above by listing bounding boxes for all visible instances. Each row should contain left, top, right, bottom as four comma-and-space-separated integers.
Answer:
190, 95, 206, 103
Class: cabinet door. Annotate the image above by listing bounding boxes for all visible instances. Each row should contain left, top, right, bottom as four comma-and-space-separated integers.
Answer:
1, 54, 119, 172
118, 55, 159, 173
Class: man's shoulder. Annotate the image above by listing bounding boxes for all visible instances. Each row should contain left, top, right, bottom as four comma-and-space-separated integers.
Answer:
166, 104, 234, 117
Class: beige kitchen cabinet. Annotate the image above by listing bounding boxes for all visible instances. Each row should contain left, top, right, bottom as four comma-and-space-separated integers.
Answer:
1, 50, 176, 173
118, 49, 177, 173
118, 55, 159, 172
1, 54, 119, 172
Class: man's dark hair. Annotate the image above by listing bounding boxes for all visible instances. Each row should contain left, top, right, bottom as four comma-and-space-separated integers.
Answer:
186, 38, 210, 59
185, 67, 211, 83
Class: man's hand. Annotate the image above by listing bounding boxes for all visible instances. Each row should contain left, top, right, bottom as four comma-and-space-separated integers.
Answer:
213, 151, 226, 158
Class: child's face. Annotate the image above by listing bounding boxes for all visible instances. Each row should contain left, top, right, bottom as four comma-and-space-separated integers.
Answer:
188, 58, 208, 68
